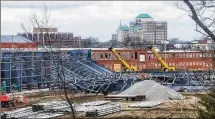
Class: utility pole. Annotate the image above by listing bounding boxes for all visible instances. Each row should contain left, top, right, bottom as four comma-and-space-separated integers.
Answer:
12, 35, 14, 49
164, 40, 167, 61
164, 40, 167, 83
0, 31, 2, 112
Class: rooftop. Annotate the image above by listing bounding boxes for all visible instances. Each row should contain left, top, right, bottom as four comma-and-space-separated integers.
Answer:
1, 35, 34, 43
136, 13, 152, 19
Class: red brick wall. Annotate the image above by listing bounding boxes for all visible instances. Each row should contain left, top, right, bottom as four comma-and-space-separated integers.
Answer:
92, 49, 213, 71
1, 42, 38, 48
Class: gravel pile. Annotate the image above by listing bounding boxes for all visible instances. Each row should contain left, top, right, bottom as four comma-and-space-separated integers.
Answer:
119, 80, 184, 101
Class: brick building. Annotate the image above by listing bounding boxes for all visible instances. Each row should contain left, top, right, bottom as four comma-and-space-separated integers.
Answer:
18, 28, 89, 48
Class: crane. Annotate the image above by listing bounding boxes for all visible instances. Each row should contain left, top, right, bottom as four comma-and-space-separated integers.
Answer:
108, 47, 136, 72
148, 46, 176, 72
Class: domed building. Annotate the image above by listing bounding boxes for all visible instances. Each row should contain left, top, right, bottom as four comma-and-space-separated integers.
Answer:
112, 13, 167, 45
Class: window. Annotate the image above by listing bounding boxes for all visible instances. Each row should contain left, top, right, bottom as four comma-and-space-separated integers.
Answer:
135, 52, 138, 59
57, 33, 62, 40
162, 54, 165, 58
172, 63, 175, 66
62, 33, 68, 40
28, 33, 33, 40
105, 53, 108, 60
33, 33, 38, 41
183, 53, 186, 58
131, 53, 134, 59
155, 63, 158, 67
122, 52, 125, 59
167, 54, 170, 58
109, 53, 112, 60
186, 53, 190, 58
68, 33, 73, 39
192, 53, 195, 58
52, 33, 57, 39
39, 33, 43, 40
100, 53, 103, 59
151, 54, 154, 58
126, 52, 129, 60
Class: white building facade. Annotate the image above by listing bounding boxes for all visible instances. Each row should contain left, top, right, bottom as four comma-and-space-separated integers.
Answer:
112, 13, 167, 44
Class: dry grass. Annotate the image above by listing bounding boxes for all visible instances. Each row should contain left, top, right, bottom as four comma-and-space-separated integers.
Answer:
1, 91, 201, 119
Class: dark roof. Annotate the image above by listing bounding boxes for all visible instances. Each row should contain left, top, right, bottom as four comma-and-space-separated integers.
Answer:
1, 35, 34, 43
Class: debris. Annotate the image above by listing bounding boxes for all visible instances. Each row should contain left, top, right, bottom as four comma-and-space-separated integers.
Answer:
4, 100, 121, 118
80, 100, 110, 106
128, 101, 163, 108
85, 104, 121, 117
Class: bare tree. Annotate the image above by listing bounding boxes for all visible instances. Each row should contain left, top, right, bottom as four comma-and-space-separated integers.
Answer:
122, 36, 132, 47
21, 4, 76, 119
109, 39, 118, 47
176, 0, 215, 41
176, 0, 215, 70
120, 35, 143, 48
131, 36, 142, 48
176, 1, 215, 118
86, 37, 100, 48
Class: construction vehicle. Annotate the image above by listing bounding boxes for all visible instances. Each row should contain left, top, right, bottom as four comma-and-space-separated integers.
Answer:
148, 46, 176, 72
0, 93, 28, 107
0, 94, 17, 107
108, 47, 137, 72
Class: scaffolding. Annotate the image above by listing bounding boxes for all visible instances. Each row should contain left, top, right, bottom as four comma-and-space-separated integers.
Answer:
1, 49, 139, 93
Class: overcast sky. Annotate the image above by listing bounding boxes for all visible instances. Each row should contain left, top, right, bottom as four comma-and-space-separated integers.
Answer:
1, 1, 202, 42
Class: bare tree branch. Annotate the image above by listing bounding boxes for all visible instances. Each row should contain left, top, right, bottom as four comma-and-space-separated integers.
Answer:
183, 0, 215, 41
20, 4, 77, 119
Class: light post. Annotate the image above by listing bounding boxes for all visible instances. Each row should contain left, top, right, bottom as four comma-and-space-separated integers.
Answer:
164, 40, 167, 61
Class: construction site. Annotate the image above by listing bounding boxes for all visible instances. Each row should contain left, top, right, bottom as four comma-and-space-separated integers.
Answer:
1, 39, 214, 118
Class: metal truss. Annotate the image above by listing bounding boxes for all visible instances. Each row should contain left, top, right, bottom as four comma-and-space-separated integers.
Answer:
50, 52, 139, 93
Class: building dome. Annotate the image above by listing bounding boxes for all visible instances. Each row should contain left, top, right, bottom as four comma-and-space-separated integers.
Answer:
121, 25, 129, 31
136, 13, 152, 18
119, 25, 129, 31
